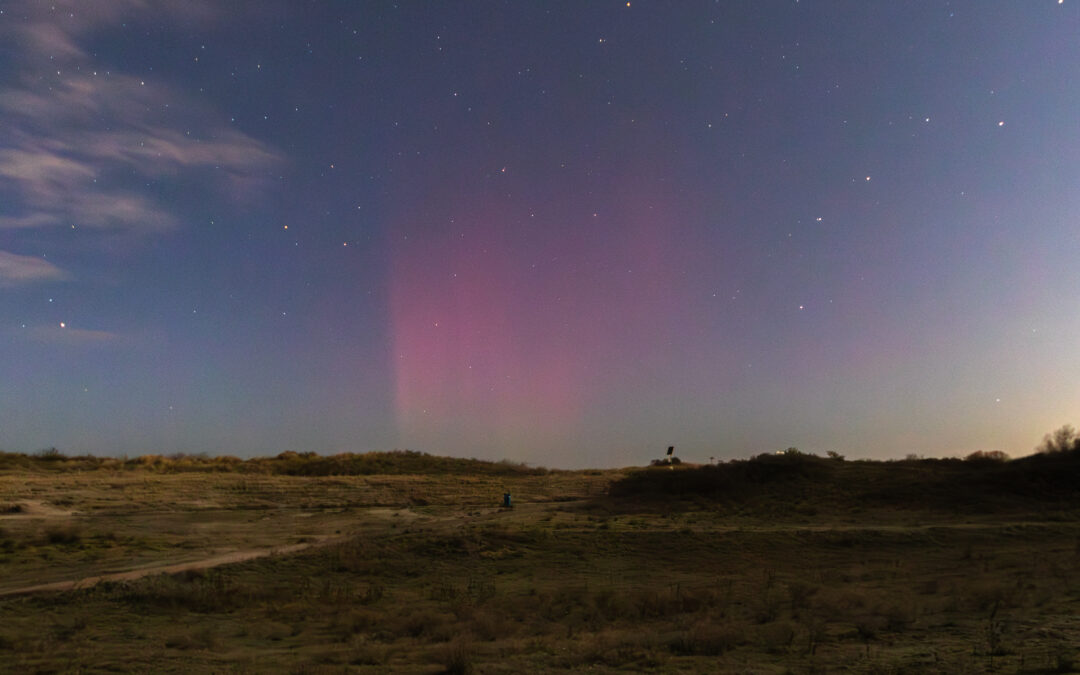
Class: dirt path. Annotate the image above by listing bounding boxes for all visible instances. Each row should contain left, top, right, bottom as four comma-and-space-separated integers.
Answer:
0, 499, 77, 520
0, 505, 428, 599
0, 538, 341, 599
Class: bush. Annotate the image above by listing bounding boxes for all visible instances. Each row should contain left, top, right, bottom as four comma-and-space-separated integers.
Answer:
1037, 425, 1079, 454
758, 621, 795, 653
1051, 646, 1077, 673
44, 525, 81, 545
117, 572, 261, 613
787, 580, 818, 610
668, 620, 742, 655
34, 447, 66, 461
439, 639, 474, 675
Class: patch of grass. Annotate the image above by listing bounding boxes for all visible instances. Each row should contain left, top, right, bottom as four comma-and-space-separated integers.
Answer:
668, 619, 742, 655
115, 571, 266, 614
0, 449, 1078, 673
43, 525, 82, 545
437, 638, 474, 674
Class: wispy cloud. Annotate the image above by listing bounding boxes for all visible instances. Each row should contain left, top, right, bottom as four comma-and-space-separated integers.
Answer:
0, 0, 280, 278
23, 325, 124, 346
0, 251, 67, 286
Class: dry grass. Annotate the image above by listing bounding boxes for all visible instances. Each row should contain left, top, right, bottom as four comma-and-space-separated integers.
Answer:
0, 455, 1077, 672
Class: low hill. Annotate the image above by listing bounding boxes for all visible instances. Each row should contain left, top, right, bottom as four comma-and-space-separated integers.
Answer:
0, 449, 547, 477
607, 449, 1080, 514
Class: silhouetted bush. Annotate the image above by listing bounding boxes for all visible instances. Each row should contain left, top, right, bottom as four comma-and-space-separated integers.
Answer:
1037, 425, 1079, 454
965, 451, 1010, 463
34, 447, 66, 461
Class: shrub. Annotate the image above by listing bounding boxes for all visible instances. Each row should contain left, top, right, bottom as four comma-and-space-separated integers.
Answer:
1051, 646, 1076, 673
1037, 425, 1079, 454
758, 621, 795, 653
439, 639, 474, 675
35, 447, 66, 461
668, 620, 742, 655
854, 614, 886, 643
787, 580, 818, 610
44, 525, 82, 545
164, 626, 217, 650
117, 572, 261, 613
394, 609, 447, 638
349, 643, 388, 666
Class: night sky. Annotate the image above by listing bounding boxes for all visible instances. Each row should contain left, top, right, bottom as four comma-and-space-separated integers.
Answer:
2, 1, 1078, 468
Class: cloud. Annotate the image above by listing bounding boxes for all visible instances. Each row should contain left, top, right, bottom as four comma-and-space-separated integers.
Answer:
10, 1, 220, 49
18, 22, 87, 59
0, 144, 177, 231
0, 251, 68, 286
0, 148, 96, 184
78, 128, 281, 180
0, 213, 58, 229
0, 1, 280, 238
23, 325, 124, 346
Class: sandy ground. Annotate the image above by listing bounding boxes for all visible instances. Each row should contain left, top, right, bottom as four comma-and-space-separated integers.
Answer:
0, 504, 433, 598
0, 537, 344, 598
0, 500, 78, 519
1, 495, 1058, 601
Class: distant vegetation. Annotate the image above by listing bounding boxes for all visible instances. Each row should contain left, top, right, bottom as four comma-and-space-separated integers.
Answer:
609, 442, 1080, 514
1, 427, 1078, 672
1037, 424, 1080, 454
0, 449, 548, 476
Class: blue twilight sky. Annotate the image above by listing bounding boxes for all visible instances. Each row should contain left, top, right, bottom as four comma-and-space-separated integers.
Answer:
1, 1, 1078, 468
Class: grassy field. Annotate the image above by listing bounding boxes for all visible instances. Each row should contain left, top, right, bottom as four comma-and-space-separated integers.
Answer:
0, 449, 1078, 673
